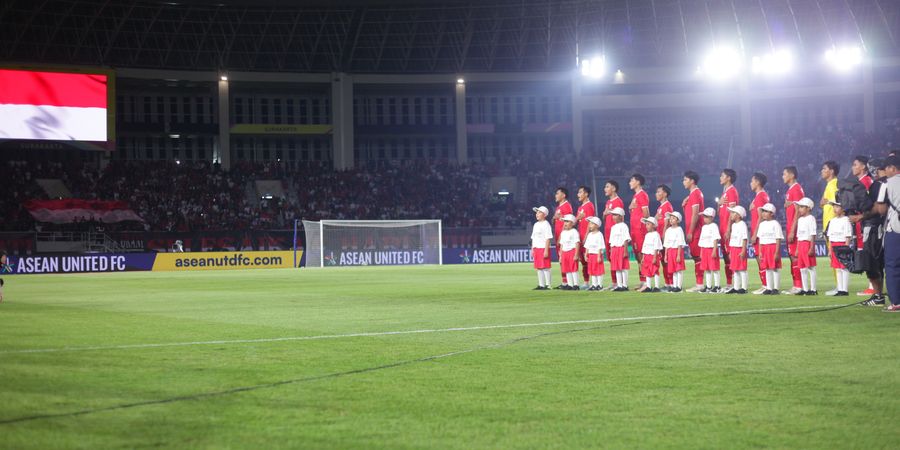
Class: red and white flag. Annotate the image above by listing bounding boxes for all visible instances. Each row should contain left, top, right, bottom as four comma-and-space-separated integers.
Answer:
23, 199, 143, 224
0, 69, 108, 141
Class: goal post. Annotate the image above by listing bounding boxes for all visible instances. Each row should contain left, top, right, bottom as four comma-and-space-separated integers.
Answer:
301, 220, 443, 267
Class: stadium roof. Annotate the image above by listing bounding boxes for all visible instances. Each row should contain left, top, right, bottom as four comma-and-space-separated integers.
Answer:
1, 0, 898, 74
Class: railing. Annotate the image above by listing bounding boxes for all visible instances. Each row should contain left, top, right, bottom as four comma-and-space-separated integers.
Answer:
33, 231, 124, 253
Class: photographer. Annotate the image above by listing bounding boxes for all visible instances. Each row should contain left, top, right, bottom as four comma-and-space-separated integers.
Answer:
851, 158, 888, 306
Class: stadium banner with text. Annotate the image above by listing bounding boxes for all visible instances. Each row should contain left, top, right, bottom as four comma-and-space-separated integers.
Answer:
152, 251, 299, 271
4, 251, 301, 275
322, 250, 431, 266
442, 242, 832, 265
6, 253, 156, 274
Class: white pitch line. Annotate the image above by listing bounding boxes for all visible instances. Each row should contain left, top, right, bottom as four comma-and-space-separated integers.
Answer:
0, 304, 844, 355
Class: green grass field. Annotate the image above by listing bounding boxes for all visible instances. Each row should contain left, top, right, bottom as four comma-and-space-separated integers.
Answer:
1, 261, 897, 449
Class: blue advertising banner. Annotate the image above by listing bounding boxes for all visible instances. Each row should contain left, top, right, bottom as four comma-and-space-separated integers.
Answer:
3, 251, 300, 274
5, 253, 156, 274
0, 243, 833, 274
323, 250, 429, 266
445, 242, 831, 265
445, 247, 548, 265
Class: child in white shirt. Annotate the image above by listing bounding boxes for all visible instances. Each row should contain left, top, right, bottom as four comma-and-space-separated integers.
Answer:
826, 201, 852, 296
530, 206, 554, 290
663, 211, 687, 292
558, 214, 582, 290
583, 216, 606, 291
726, 206, 749, 294
698, 207, 722, 292
756, 203, 785, 294
638, 217, 663, 292
608, 207, 631, 291
794, 198, 818, 295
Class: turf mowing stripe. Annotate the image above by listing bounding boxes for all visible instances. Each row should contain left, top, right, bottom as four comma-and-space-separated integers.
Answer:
0, 303, 852, 355
0, 322, 645, 425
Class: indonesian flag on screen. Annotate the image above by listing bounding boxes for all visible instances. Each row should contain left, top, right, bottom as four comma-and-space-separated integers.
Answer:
0, 69, 107, 141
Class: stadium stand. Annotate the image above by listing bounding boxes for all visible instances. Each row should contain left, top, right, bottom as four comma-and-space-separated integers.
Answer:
4, 125, 899, 234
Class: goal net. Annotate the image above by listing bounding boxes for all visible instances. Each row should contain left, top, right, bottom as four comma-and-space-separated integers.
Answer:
302, 220, 442, 267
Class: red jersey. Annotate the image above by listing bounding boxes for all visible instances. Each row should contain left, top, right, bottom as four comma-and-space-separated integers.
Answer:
576, 200, 596, 238
629, 189, 650, 231
655, 200, 673, 226
604, 196, 625, 240
785, 183, 805, 237
718, 185, 739, 234
859, 174, 873, 191
682, 188, 704, 234
554, 200, 573, 240
750, 190, 770, 237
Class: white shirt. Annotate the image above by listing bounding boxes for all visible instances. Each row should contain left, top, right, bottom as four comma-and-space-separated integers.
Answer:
609, 222, 631, 247
728, 221, 748, 248
583, 231, 606, 254
756, 220, 784, 245
559, 228, 581, 251
796, 215, 817, 242
698, 222, 721, 248
877, 175, 900, 232
530, 220, 553, 249
663, 226, 686, 249
826, 216, 852, 244
641, 231, 663, 255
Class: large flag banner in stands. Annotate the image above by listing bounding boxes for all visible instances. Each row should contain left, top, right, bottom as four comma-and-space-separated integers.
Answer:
0, 69, 108, 141
23, 199, 143, 224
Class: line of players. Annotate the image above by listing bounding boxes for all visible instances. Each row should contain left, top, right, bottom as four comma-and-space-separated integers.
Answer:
530, 168, 856, 295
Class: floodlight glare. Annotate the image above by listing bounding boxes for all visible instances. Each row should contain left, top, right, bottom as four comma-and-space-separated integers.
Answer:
824, 45, 863, 72
700, 47, 742, 81
580, 56, 606, 78
751, 49, 794, 76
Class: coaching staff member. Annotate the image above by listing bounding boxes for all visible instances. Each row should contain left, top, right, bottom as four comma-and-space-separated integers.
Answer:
879, 155, 900, 312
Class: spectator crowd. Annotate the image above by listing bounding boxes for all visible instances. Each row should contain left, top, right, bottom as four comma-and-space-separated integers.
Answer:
2, 126, 899, 233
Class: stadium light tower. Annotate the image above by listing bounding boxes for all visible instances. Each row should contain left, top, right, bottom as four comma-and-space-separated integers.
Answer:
699, 47, 742, 81
580, 55, 606, 78
824, 45, 864, 72
751, 48, 794, 76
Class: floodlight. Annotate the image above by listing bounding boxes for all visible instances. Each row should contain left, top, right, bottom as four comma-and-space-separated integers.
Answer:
580, 56, 606, 78
700, 47, 742, 81
751, 49, 794, 76
824, 45, 863, 72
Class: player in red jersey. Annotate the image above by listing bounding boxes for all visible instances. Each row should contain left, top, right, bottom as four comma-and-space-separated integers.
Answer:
552, 187, 573, 288
782, 166, 805, 293
602, 180, 625, 262
717, 169, 739, 287
575, 185, 596, 285
749, 172, 771, 292
681, 171, 705, 291
654, 184, 674, 289
628, 173, 651, 287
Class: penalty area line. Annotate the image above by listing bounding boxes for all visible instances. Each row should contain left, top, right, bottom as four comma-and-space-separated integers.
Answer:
0, 303, 848, 355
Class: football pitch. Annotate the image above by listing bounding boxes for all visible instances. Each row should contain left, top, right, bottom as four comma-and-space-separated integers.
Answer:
1, 262, 898, 449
